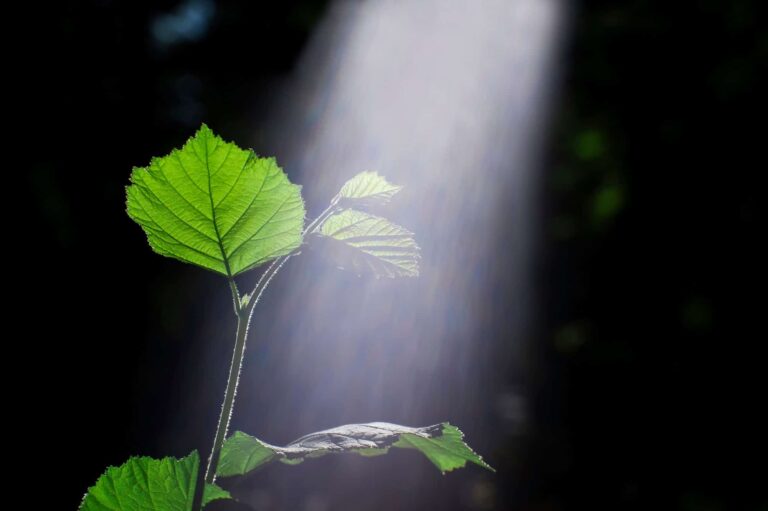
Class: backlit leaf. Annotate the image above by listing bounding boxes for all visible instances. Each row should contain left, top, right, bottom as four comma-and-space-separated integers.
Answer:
314, 210, 419, 277
79, 451, 231, 510
338, 171, 402, 206
218, 422, 492, 477
127, 124, 305, 276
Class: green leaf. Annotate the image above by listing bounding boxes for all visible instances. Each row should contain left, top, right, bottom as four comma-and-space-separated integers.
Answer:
218, 422, 492, 477
127, 124, 305, 277
338, 171, 403, 206
314, 210, 420, 277
218, 432, 278, 475
393, 424, 494, 473
203, 484, 231, 507
80, 451, 231, 510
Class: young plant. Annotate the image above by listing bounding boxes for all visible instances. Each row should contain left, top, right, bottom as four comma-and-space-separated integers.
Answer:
79, 125, 492, 511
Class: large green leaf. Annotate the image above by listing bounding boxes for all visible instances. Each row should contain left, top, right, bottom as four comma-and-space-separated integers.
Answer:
127, 125, 305, 276
218, 422, 492, 477
338, 171, 402, 206
80, 451, 230, 510
314, 210, 420, 277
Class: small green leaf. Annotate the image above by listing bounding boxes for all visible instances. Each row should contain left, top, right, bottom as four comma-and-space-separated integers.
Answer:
338, 171, 403, 206
314, 210, 420, 277
239, 290, 253, 309
127, 124, 305, 277
218, 422, 492, 477
80, 451, 231, 510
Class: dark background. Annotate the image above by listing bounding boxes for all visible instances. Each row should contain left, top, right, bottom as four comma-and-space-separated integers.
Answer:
22, 1, 765, 510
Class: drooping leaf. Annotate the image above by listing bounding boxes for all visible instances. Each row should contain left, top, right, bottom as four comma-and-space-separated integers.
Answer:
393, 424, 494, 473
80, 451, 231, 510
338, 171, 403, 206
127, 124, 305, 277
313, 210, 419, 277
218, 422, 492, 477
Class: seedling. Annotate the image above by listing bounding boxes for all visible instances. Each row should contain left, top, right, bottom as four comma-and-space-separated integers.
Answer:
80, 125, 492, 511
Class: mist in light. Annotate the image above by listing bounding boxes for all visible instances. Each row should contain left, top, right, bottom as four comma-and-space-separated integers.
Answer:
202, 0, 562, 507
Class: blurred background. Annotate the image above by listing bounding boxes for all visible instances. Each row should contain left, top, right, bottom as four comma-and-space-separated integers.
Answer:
22, 0, 765, 510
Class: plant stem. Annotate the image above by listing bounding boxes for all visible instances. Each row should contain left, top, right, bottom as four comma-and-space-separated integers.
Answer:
202, 309, 247, 486
203, 262, 284, 474
191, 200, 339, 511
301, 197, 339, 237
227, 277, 240, 316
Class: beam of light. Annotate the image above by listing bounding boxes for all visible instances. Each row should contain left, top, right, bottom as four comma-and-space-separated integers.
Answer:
193, 0, 564, 508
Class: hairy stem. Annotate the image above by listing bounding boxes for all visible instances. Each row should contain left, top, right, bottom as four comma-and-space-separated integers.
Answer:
301, 197, 339, 238
200, 264, 282, 488
203, 309, 247, 485
191, 201, 339, 511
